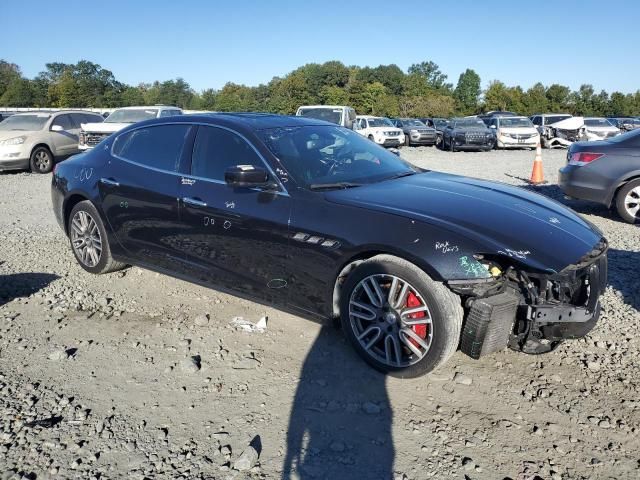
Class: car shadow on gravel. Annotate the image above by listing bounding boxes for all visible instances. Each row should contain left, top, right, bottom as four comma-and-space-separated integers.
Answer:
0, 272, 60, 307
283, 325, 394, 479
606, 249, 640, 311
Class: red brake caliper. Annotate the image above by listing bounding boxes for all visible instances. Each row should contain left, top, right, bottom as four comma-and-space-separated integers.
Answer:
406, 291, 427, 347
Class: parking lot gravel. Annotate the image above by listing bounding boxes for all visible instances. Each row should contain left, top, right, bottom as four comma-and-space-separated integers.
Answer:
1, 148, 639, 479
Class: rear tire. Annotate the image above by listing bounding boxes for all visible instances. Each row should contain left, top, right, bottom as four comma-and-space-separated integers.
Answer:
30, 146, 54, 174
339, 254, 463, 377
615, 179, 640, 224
68, 200, 126, 274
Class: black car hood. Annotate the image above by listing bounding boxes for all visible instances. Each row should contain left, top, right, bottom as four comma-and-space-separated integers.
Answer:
325, 172, 602, 272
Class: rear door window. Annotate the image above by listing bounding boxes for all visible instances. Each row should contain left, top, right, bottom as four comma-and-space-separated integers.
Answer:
190, 126, 263, 181
51, 114, 74, 131
113, 124, 192, 172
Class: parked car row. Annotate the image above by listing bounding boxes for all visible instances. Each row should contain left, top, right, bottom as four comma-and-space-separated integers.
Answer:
0, 106, 183, 173
0, 110, 104, 173
79, 106, 183, 151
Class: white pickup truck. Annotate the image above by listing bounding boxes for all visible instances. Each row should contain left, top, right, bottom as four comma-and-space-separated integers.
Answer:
79, 106, 182, 150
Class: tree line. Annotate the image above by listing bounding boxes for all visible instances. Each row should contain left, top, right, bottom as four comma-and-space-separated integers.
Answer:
1, 59, 639, 118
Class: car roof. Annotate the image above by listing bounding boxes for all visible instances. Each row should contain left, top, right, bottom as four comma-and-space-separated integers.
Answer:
135, 112, 331, 132
356, 115, 386, 119
13, 110, 102, 116
297, 105, 348, 109
114, 105, 181, 111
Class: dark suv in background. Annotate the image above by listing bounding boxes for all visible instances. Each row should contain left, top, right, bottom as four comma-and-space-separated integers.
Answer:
420, 118, 450, 147
390, 118, 437, 146
441, 117, 495, 151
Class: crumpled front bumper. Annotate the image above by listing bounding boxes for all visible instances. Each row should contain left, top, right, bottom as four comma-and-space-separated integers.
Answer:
458, 241, 608, 358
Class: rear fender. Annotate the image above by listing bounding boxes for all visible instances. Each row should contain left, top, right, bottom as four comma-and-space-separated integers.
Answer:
606, 171, 640, 206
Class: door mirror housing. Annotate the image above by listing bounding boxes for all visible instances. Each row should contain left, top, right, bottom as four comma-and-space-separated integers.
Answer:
225, 165, 271, 188
51, 125, 64, 132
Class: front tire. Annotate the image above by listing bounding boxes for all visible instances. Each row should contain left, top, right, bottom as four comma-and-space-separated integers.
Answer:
615, 179, 640, 224
339, 255, 463, 377
404, 134, 411, 147
68, 201, 126, 274
30, 146, 54, 173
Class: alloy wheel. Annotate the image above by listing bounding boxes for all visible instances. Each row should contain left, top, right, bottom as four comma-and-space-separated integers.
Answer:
35, 151, 51, 172
624, 186, 640, 218
348, 274, 433, 368
70, 211, 102, 267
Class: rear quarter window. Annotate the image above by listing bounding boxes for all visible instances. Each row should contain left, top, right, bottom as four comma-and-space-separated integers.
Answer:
113, 124, 192, 172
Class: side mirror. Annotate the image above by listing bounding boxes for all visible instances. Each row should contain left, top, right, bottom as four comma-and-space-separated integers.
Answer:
490, 125, 496, 129
225, 165, 271, 188
51, 125, 64, 132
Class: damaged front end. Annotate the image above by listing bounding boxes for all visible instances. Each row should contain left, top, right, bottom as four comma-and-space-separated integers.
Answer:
542, 117, 588, 148
448, 240, 608, 359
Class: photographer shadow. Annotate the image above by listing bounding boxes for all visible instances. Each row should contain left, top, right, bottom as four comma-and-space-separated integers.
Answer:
0, 271, 60, 307
282, 325, 394, 480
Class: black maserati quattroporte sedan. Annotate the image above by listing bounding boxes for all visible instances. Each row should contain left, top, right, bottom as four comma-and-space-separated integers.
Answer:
52, 113, 607, 377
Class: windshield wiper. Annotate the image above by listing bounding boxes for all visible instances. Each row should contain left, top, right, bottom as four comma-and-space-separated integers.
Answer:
309, 182, 362, 191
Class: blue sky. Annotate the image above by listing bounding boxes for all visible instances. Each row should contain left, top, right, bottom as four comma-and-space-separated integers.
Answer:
4, 0, 638, 93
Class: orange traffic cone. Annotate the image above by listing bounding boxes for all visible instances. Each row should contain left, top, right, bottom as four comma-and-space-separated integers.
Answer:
528, 141, 547, 185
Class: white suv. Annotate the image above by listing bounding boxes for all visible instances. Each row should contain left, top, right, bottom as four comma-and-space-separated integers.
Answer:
79, 106, 183, 150
354, 116, 404, 147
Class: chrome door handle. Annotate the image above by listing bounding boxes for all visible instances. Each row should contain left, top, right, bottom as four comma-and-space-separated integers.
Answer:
100, 177, 120, 187
182, 197, 207, 207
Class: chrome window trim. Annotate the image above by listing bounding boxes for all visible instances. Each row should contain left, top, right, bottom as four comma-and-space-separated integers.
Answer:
110, 121, 289, 196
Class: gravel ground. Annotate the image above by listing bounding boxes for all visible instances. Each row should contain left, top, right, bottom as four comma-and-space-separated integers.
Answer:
0, 148, 639, 480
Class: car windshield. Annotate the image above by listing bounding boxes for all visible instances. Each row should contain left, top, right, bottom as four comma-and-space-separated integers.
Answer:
499, 117, 534, 128
432, 118, 449, 129
545, 115, 571, 124
454, 119, 486, 128
0, 114, 49, 131
403, 119, 426, 127
262, 125, 418, 189
585, 118, 614, 127
105, 109, 158, 123
297, 108, 343, 125
367, 118, 394, 127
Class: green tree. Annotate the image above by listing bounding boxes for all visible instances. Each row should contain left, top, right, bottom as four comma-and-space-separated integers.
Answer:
402, 73, 430, 97
0, 78, 34, 106
483, 80, 509, 111
453, 69, 481, 115
357, 64, 405, 95
0, 60, 21, 99
320, 85, 349, 105
522, 82, 548, 115
407, 61, 452, 92
199, 88, 218, 110
545, 84, 571, 112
